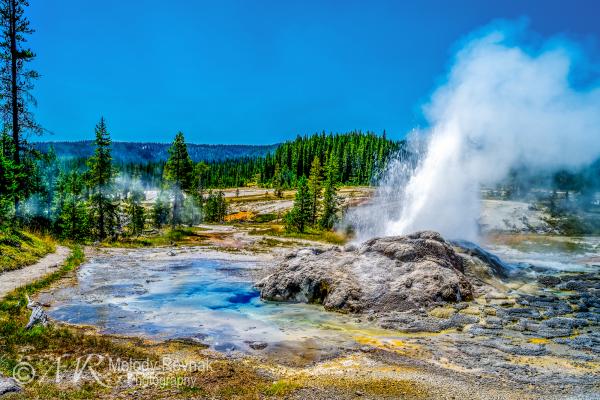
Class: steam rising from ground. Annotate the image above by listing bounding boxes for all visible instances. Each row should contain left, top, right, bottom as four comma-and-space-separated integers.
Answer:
349, 22, 600, 242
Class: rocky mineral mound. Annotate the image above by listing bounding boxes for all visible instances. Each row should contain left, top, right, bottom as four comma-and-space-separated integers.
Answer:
257, 231, 475, 313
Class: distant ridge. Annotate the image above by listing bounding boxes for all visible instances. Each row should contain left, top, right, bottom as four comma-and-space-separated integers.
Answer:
33, 141, 279, 163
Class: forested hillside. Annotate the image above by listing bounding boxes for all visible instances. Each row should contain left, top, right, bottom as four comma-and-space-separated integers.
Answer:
201, 131, 404, 187
51, 132, 404, 189
33, 141, 278, 163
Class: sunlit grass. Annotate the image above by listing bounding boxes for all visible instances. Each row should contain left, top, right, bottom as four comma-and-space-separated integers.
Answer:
0, 245, 157, 398
101, 227, 209, 248
0, 230, 56, 272
248, 224, 348, 245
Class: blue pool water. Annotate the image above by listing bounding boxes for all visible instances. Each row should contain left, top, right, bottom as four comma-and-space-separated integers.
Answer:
44, 249, 360, 355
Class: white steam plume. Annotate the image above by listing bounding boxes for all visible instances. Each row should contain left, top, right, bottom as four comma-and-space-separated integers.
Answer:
350, 22, 600, 241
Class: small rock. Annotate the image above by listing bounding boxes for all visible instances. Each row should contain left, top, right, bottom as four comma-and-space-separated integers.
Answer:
537, 275, 561, 287
247, 341, 268, 350
0, 376, 21, 395
343, 244, 357, 252
559, 280, 590, 291
542, 317, 588, 330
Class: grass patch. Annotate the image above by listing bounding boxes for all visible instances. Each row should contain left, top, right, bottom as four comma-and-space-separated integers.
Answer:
0, 246, 86, 360
263, 380, 301, 396
248, 224, 348, 245
253, 213, 279, 223
428, 306, 456, 319
226, 192, 295, 203
0, 245, 159, 398
102, 227, 208, 248
547, 214, 600, 235
262, 375, 428, 398
224, 211, 255, 222
0, 230, 56, 273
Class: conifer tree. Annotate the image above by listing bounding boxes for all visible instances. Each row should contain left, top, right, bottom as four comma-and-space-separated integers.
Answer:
126, 175, 145, 236
182, 196, 201, 226
319, 157, 340, 229
193, 161, 209, 202
0, 133, 17, 228
55, 171, 88, 240
272, 163, 284, 198
188, 161, 209, 224
307, 156, 322, 225
86, 117, 117, 240
0, 0, 41, 217
163, 132, 194, 225
37, 146, 59, 226
204, 190, 227, 222
152, 191, 170, 229
285, 176, 310, 232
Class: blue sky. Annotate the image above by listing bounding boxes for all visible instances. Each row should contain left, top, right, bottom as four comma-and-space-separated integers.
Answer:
28, 0, 600, 144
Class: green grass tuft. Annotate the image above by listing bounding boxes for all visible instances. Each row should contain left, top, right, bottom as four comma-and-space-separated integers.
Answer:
0, 230, 56, 273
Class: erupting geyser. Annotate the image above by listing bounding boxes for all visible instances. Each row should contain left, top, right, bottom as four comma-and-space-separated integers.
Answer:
350, 21, 600, 242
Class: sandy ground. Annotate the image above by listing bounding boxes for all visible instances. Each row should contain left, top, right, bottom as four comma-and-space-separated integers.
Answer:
226, 186, 374, 215
0, 245, 70, 298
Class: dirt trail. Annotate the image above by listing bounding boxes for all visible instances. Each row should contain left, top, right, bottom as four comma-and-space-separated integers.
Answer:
0, 246, 70, 298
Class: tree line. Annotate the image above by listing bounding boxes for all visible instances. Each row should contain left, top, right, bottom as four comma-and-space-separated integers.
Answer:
54, 131, 404, 190
2, 116, 233, 240
2, 107, 400, 242
182, 131, 403, 189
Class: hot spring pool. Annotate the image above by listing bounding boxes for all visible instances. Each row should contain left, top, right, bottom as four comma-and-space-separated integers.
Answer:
43, 249, 363, 355
43, 237, 599, 359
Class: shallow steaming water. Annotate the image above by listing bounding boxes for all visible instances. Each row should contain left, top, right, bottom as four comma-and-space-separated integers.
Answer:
45, 238, 599, 357
486, 235, 600, 273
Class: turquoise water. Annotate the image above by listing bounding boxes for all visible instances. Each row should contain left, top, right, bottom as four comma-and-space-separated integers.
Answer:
46, 250, 359, 355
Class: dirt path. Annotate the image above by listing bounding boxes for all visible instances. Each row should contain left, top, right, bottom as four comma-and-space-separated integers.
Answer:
0, 246, 70, 298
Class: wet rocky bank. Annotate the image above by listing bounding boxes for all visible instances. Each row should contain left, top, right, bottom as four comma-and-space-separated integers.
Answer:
257, 231, 600, 393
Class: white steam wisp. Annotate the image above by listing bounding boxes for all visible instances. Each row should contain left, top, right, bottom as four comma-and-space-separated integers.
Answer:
350, 23, 600, 241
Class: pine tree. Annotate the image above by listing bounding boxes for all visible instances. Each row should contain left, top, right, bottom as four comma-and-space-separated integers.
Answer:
272, 163, 284, 198
55, 171, 88, 240
0, 0, 41, 217
86, 117, 117, 240
193, 161, 209, 199
126, 175, 145, 236
152, 191, 170, 229
204, 190, 227, 223
319, 157, 340, 229
37, 146, 59, 227
307, 156, 322, 225
285, 177, 311, 232
182, 195, 201, 226
189, 161, 209, 224
0, 133, 17, 228
163, 132, 194, 226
